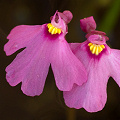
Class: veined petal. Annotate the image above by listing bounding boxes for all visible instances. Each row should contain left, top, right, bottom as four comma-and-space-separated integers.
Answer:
51, 39, 87, 91
64, 42, 111, 112
107, 49, 120, 86
6, 34, 51, 96
4, 25, 42, 56
64, 54, 109, 112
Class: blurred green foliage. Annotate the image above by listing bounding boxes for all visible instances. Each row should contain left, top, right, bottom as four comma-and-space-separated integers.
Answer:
99, 0, 120, 34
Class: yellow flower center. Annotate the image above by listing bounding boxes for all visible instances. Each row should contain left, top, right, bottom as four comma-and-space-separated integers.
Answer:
47, 23, 61, 35
88, 43, 105, 55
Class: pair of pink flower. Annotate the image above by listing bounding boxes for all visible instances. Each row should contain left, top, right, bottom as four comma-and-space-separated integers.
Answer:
4, 10, 120, 112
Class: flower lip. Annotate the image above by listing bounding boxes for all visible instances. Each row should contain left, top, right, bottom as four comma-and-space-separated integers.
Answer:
88, 34, 106, 45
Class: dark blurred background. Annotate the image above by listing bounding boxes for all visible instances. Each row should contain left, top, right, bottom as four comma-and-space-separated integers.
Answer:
0, 0, 120, 120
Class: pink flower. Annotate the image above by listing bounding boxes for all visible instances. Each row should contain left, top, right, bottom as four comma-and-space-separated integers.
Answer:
4, 11, 87, 96
64, 16, 120, 112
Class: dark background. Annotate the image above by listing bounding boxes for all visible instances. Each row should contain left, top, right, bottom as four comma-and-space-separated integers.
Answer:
0, 0, 120, 120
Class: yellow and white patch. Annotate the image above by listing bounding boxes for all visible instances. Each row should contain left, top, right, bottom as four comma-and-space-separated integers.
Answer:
47, 23, 61, 35
88, 43, 105, 55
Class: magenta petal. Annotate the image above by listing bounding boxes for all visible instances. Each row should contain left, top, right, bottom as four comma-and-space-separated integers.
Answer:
64, 55, 109, 112
80, 16, 96, 33
4, 25, 41, 55
6, 38, 51, 96
107, 49, 120, 86
51, 39, 87, 91
63, 43, 111, 112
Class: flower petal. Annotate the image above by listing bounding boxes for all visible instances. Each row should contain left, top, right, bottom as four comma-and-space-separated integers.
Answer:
6, 34, 51, 96
107, 49, 120, 86
4, 25, 42, 55
80, 16, 96, 33
51, 39, 87, 91
64, 43, 110, 112
64, 55, 109, 112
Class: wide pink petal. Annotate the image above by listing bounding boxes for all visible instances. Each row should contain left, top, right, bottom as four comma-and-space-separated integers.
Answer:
64, 43, 112, 112
51, 39, 87, 91
4, 25, 42, 55
6, 36, 51, 96
107, 49, 120, 86
64, 54, 109, 112
80, 16, 96, 33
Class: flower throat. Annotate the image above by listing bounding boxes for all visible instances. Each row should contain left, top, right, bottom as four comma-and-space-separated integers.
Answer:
47, 23, 61, 35
88, 43, 105, 55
